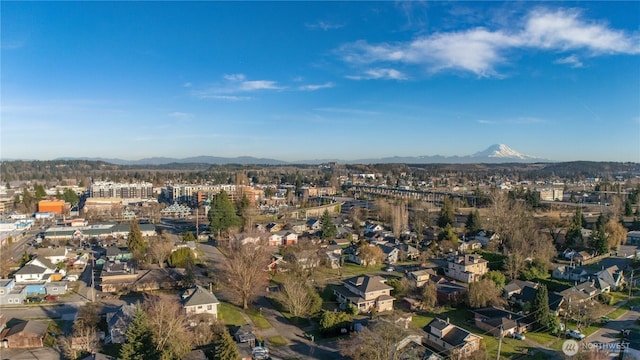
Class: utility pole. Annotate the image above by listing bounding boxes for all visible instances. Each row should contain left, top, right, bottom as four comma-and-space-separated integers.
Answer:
629, 269, 634, 300
496, 325, 503, 360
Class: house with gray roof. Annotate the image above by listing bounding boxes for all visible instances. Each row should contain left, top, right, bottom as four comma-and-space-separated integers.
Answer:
181, 285, 219, 318
0, 279, 27, 305
423, 318, 481, 357
14, 264, 54, 283
333, 275, 394, 313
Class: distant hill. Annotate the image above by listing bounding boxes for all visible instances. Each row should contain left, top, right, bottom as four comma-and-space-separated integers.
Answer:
22, 144, 550, 165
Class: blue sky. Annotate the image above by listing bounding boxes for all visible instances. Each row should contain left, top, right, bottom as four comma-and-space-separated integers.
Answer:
2, 1, 639, 162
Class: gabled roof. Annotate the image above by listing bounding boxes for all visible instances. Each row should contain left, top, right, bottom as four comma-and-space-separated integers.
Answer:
5, 320, 48, 338
14, 264, 48, 275
29, 256, 56, 271
344, 275, 392, 294
182, 285, 219, 307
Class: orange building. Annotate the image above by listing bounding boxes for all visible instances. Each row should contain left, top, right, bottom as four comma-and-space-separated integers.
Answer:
38, 200, 67, 214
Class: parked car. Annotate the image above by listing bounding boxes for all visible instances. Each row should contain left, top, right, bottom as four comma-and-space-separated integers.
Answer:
385, 266, 395, 272
511, 332, 526, 340
566, 329, 586, 340
45, 295, 58, 301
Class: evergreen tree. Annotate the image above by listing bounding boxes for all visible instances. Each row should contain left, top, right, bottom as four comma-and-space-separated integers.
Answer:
127, 221, 147, 262
208, 190, 241, 237
120, 304, 157, 360
565, 207, 584, 247
34, 183, 46, 202
214, 328, 240, 360
320, 210, 337, 240
465, 209, 482, 235
62, 188, 79, 206
437, 197, 454, 228
532, 284, 550, 328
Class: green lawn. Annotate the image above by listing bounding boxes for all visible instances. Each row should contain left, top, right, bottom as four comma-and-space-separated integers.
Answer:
411, 313, 434, 329
246, 308, 272, 329
524, 331, 558, 347
608, 291, 629, 305
218, 302, 247, 326
267, 335, 288, 347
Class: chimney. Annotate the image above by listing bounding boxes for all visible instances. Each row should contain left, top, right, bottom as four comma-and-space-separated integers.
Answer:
446, 317, 450, 324
209, 283, 213, 293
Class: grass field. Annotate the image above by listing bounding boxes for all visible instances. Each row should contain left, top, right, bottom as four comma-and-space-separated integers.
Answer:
218, 302, 247, 326
267, 335, 288, 347
246, 308, 272, 329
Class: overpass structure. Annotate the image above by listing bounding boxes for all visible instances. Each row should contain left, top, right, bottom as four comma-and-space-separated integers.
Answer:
346, 185, 477, 207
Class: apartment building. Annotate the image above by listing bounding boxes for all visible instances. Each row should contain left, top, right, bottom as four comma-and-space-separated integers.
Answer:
444, 254, 488, 283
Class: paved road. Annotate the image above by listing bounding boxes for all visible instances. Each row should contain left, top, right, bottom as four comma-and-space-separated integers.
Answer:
587, 307, 640, 350
0, 346, 61, 360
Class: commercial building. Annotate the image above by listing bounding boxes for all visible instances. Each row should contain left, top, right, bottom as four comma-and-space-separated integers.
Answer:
90, 181, 154, 199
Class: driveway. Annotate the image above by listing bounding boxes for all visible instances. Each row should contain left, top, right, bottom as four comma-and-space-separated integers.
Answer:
0, 347, 61, 360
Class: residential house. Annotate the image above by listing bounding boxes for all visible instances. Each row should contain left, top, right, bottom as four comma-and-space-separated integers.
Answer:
105, 304, 136, 344
408, 269, 436, 288
268, 233, 283, 247
503, 280, 538, 298
1, 320, 48, 348
472, 307, 532, 337
35, 247, 68, 264
132, 268, 184, 292
473, 231, 499, 247
306, 218, 320, 232
99, 261, 138, 292
627, 231, 640, 246
378, 244, 400, 264
333, 275, 394, 313
444, 254, 488, 283
434, 279, 467, 305
552, 266, 589, 282
0, 279, 27, 305
558, 281, 602, 304
105, 247, 132, 262
458, 240, 482, 253
573, 251, 593, 265
13, 265, 54, 283
181, 285, 220, 318
394, 334, 444, 360
397, 243, 420, 261
592, 265, 625, 291
265, 222, 282, 233
423, 318, 482, 357
511, 284, 564, 314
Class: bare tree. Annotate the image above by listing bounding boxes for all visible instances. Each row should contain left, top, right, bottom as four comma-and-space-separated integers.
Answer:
391, 201, 408, 239
467, 278, 504, 308
220, 237, 272, 309
143, 295, 193, 360
420, 281, 438, 311
274, 275, 321, 318
339, 320, 406, 360
358, 244, 385, 267
147, 234, 174, 268
604, 218, 627, 250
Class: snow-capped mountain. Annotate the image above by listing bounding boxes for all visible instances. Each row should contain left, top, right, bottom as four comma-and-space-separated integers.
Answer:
471, 144, 533, 160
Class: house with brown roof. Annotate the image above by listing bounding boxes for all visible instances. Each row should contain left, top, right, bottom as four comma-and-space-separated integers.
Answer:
1, 320, 48, 348
333, 275, 394, 312
423, 318, 481, 357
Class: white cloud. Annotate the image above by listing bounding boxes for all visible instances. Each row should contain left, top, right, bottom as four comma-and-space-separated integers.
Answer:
554, 55, 584, 68
476, 117, 546, 125
298, 82, 335, 91
167, 112, 193, 120
337, 7, 640, 77
346, 68, 408, 80
524, 8, 639, 54
305, 21, 344, 31
314, 107, 381, 116
194, 73, 283, 99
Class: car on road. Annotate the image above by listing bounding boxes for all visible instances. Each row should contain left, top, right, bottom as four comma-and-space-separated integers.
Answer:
385, 266, 395, 272
566, 329, 586, 340
510, 332, 526, 340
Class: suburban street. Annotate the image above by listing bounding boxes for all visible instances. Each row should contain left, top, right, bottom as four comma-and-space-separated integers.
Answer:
586, 306, 640, 353
197, 241, 344, 359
